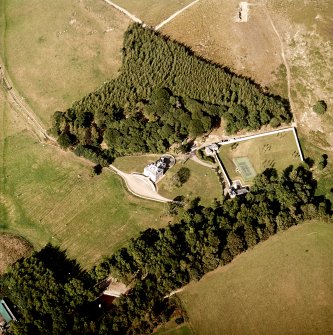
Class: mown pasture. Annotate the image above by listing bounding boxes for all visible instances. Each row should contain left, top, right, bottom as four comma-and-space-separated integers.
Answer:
0, 93, 169, 268
179, 221, 333, 335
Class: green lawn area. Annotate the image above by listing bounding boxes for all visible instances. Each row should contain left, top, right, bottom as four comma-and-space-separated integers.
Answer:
158, 159, 222, 206
0, 0, 130, 126
112, 0, 195, 26
154, 324, 193, 335
219, 131, 302, 184
0, 93, 169, 269
179, 221, 333, 335
113, 154, 161, 173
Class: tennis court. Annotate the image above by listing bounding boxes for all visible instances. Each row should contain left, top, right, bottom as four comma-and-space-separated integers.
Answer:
233, 157, 256, 181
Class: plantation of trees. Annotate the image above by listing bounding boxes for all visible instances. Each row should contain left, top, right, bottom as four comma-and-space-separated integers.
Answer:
1, 165, 331, 334
51, 23, 292, 162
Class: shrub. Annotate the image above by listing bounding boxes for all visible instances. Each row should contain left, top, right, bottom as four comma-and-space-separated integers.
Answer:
313, 100, 327, 115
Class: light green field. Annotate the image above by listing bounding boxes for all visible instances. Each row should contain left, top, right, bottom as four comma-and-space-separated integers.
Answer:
113, 154, 161, 173
158, 159, 222, 205
179, 221, 333, 335
0, 93, 169, 268
155, 324, 193, 335
219, 131, 301, 184
0, 0, 130, 126
112, 0, 195, 26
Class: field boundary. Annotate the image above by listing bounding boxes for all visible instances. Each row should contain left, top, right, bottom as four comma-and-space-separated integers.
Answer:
218, 127, 304, 161
155, 0, 200, 30
0, 65, 55, 143
102, 0, 142, 23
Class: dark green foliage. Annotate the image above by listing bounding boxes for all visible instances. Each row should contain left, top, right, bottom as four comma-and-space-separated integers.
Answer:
313, 100, 327, 115
0, 245, 97, 335
91, 165, 331, 334
2, 166, 331, 334
52, 24, 292, 161
172, 167, 191, 187
90, 164, 103, 176
318, 154, 328, 170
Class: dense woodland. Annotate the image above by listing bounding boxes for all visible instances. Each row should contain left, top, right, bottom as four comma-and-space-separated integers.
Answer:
51, 23, 292, 162
1, 165, 331, 334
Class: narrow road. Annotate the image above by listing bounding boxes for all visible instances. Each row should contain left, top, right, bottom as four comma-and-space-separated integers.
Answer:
109, 165, 172, 203
191, 155, 216, 168
102, 0, 142, 23
155, 0, 200, 30
264, 6, 297, 126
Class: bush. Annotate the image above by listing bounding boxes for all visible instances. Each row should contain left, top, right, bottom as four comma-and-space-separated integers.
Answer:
313, 100, 327, 115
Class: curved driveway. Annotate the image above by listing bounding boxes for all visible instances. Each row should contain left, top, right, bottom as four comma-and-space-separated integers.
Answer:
109, 165, 172, 203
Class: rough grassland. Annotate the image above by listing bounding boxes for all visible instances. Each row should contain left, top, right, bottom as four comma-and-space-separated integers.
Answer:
179, 221, 333, 335
219, 131, 301, 184
158, 160, 222, 206
0, 92, 169, 268
0, 233, 33, 274
111, 0, 195, 27
161, 0, 284, 90
0, 0, 130, 126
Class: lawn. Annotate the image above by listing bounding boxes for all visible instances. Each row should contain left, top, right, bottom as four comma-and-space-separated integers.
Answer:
111, 0, 195, 27
0, 93, 169, 269
158, 159, 222, 206
0, 0, 130, 126
179, 221, 333, 335
154, 324, 193, 335
219, 131, 302, 184
113, 154, 161, 173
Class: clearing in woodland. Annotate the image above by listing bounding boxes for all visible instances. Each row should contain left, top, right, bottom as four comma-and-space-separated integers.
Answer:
179, 221, 333, 335
0, 0, 130, 126
0, 91, 169, 268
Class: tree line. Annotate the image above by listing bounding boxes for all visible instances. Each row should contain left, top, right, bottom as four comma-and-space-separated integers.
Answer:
2, 165, 330, 334
91, 164, 331, 334
51, 23, 292, 162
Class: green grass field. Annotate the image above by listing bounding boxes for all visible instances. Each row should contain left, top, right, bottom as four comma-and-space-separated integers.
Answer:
113, 154, 161, 173
0, 93, 169, 268
112, 0, 195, 26
179, 221, 333, 335
158, 159, 222, 206
0, 0, 130, 126
219, 131, 302, 184
155, 324, 193, 335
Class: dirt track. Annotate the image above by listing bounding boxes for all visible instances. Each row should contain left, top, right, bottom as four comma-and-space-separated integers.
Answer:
0, 65, 56, 143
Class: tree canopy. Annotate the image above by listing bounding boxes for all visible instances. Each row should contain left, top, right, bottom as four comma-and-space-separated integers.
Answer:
51, 24, 292, 162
